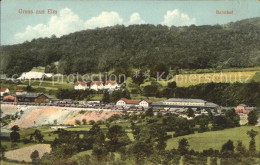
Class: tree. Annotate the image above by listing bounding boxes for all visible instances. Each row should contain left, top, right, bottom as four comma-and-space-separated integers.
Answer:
236, 141, 247, 155
221, 140, 234, 153
106, 125, 131, 152
92, 131, 108, 162
26, 85, 33, 92
187, 108, 194, 118
247, 129, 258, 152
225, 109, 240, 128
150, 63, 169, 79
168, 82, 177, 89
145, 108, 154, 117
11, 125, 20, 132
75, 120, 81, 125
30, 150, 39, 163
30, 129, 44, 143
211, 115, 227, 131
82, 119, 87, 125
89, 120, 96, 125
132, 69, 147, 85
10, 125, 20, 142
247, 110, 258, 125
102, 90, 110, 103
178, 138, 189, 155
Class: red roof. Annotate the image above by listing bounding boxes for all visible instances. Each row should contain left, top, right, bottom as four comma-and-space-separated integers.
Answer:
0, 88, 8, 92
121, 98, 140, 105
3, 95, 17, 101
143, 98, 152, 104
74, 81, 86, 86
91, 81, 102, 86
105, 81, 117, 85
16, 90, 24, 92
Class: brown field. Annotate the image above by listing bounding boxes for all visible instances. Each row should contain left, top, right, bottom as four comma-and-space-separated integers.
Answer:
4, 144, 51, 162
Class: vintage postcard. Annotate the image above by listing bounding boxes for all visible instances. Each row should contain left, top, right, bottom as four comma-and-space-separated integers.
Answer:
0, 0, 260, 164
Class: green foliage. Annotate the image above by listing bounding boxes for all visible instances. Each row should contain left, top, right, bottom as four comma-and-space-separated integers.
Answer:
102, 90, 110, 103
30, 150, 39, 160
161, 82, 260, 107
211, 110, 240, 131
247, 110, 258, 125
10, 125, 20, 142
131, 69, 147, 85
178, 138, 189, 155
106, 125, 131, 152
75, 120, 81, 125
150, 63, 169, 79
30, 129, 44, 143
187, 108, 195, 118
3, 20, 260, 76
247, 129, 258, 152
221, 140, 234, 153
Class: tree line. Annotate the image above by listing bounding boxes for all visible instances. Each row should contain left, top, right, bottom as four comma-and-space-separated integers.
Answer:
1, 18, 260, 76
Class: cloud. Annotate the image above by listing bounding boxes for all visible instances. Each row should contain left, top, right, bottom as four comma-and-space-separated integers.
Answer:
13, 8, 145, 44
14, 8, 85, 43
84, 11, 123, 29
127, 13, 145, 25
161, 9, 196, 26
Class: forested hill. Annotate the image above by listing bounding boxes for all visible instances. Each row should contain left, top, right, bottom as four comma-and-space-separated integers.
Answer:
1, 17, 260, 76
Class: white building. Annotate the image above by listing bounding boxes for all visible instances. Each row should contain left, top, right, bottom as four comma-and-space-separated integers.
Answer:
15, 90, 27, 95
74, 81, 88, 90
0, 88, 10, 96
163, 98, 206, 107
104, 81, 120, 89
90, 81, 104, 91
17, 72, 45, 80
44, 73, 53, 78
139, 99, 152, 108
116, 98, 152, 108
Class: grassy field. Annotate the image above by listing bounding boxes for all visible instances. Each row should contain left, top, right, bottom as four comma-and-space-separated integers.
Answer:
166, 126, 260, 152
159, 71, 257, 87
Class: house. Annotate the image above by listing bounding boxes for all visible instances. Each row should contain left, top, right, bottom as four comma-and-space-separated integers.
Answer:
116, 98, 152, 108
15, 90, 27, 95
104, 81, 120, 89
90, 81, 104, 91
74, 81, 88, 90
235, 104, 255, 114
139, 98, 152, 108
13, 93, 52, 103
0, 88, 10, 96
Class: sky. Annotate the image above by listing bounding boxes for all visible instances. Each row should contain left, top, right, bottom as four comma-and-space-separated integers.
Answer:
1, 0, 260, 45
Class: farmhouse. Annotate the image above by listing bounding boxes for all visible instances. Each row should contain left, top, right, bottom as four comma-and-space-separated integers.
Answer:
104, 81, 120, 89
235, 104, 255, 114
90, 81, 104, 91
13, 93, 52, 103
0, 88, 10, 96
74, 81, 88, 90
116, 98, 152, 108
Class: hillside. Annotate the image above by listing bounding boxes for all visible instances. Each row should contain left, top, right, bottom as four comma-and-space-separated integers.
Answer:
1, 17, 260, 76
